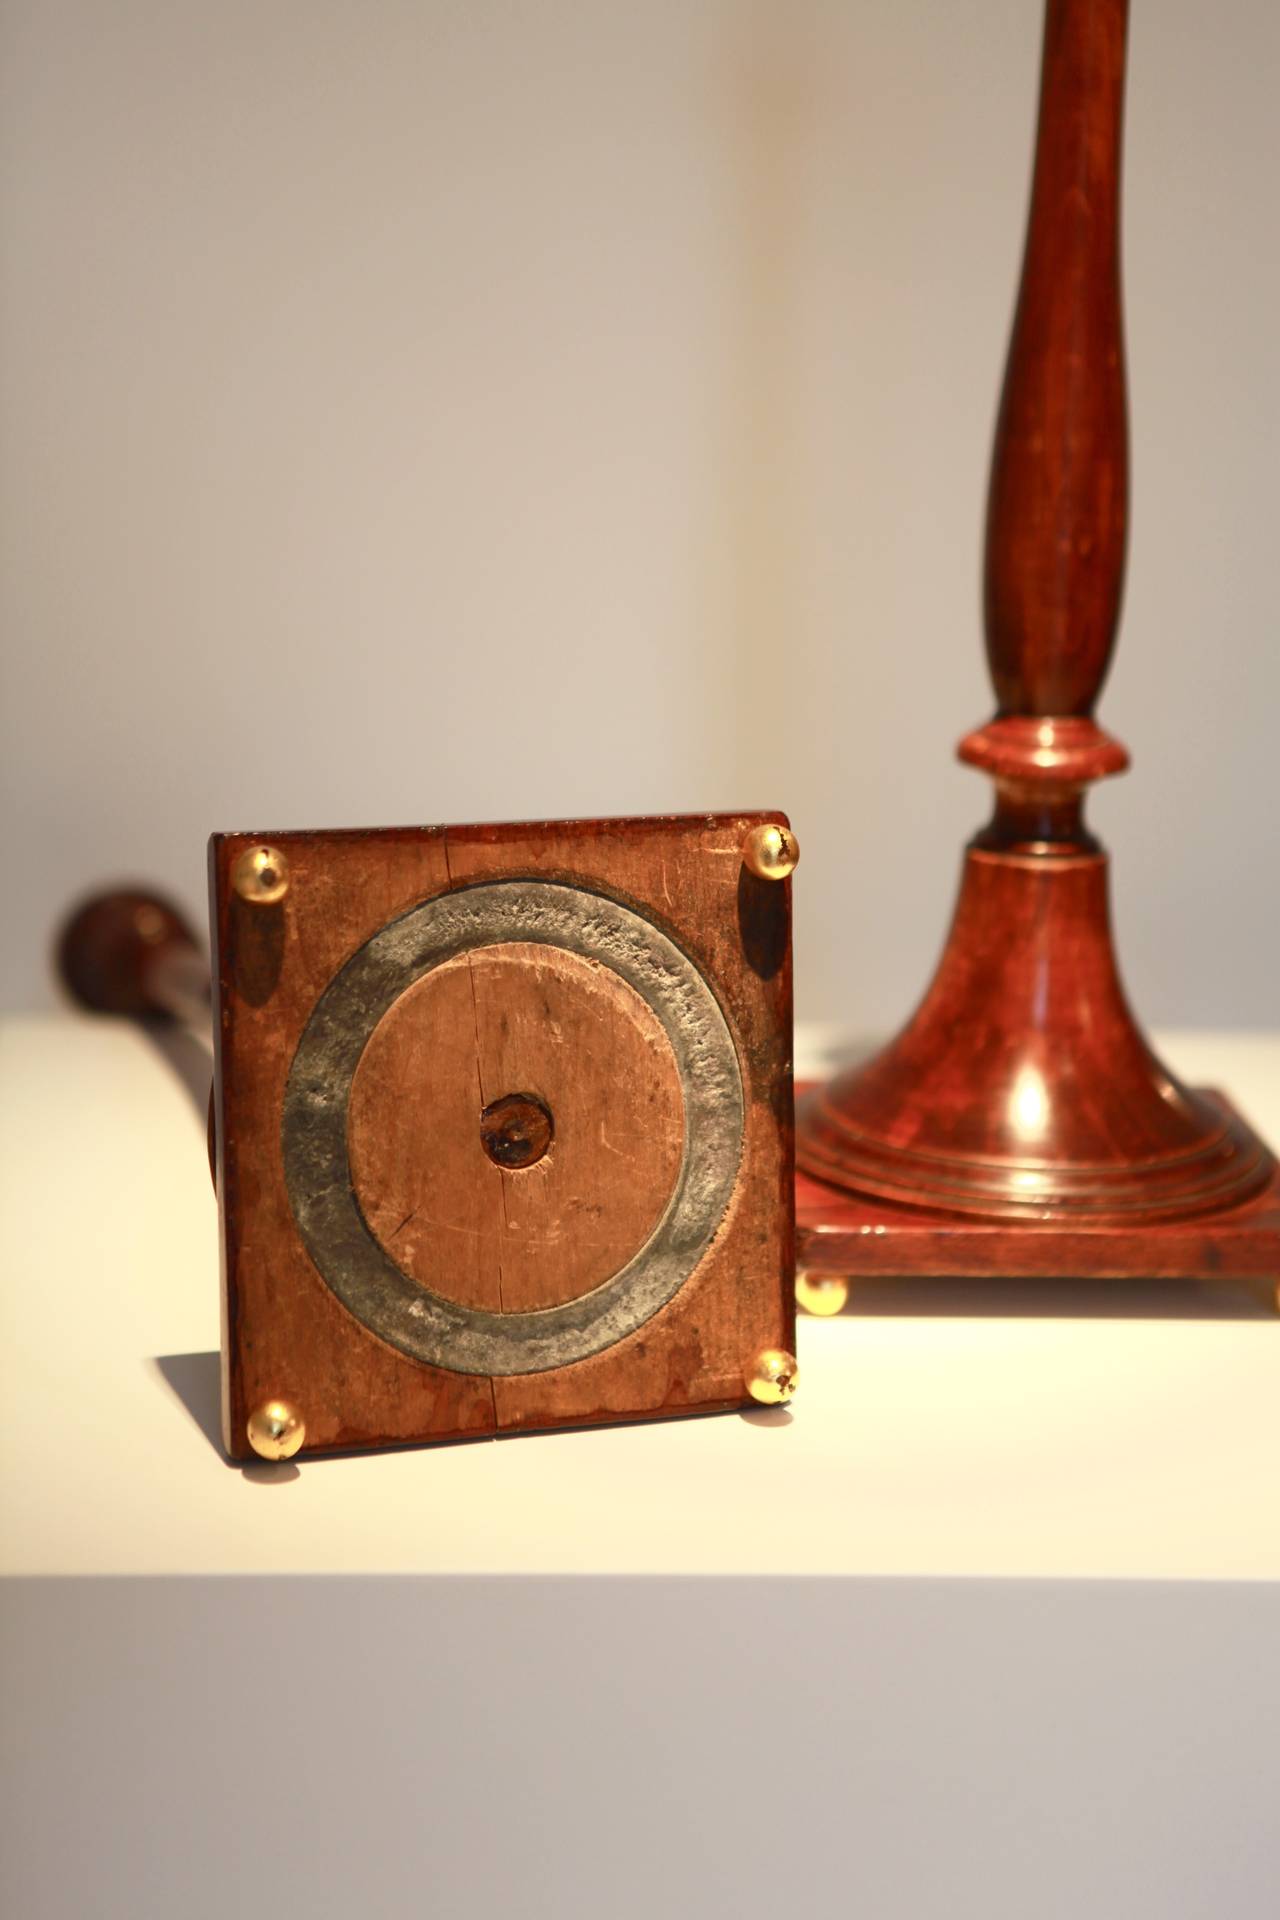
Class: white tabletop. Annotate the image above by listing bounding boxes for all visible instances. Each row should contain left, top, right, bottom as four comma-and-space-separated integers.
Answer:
3, 1014, 1278, 1580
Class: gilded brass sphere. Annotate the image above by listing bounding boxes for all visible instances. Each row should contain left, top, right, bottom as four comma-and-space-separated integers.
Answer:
796, 1271, 849, 1317
232, 844, 290, 906
246, 1398, 306, 1461
742, 823, 799, 882
745, 1347, 799, 1405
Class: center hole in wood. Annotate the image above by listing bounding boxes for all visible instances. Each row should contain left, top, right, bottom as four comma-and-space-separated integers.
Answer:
479, 1092, 554, 1170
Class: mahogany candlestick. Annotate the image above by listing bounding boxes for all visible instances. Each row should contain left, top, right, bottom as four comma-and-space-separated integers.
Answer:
797, 0, 1279, 1298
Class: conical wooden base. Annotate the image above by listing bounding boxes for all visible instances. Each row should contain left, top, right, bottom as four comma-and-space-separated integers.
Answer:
794, 1147, 1280, 1309
797, 847, 1274, 1223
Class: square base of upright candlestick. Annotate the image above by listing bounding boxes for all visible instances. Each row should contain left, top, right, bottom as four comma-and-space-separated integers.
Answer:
796, 1090, 1280, 1312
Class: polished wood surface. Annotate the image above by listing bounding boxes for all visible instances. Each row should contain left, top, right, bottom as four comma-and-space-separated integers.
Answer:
212, 814, 794, 1457
797, 0, 1276, 1253
56, 887, 208, 1028
982, 0, 1127, 731
796, 1149, 1280, 1314
347, 943, 684, 1313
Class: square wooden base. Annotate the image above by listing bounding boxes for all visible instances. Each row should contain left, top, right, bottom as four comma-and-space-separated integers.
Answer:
211, 814, 795, 1458
796, 1089, 1280, 1312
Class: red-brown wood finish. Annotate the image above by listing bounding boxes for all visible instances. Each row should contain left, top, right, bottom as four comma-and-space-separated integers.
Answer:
56, 887, 209, 1027
211, 813, 795, 1457
57, 886, 218, 1175
796, 1143, 1280, 1316
797, 0, 1277, 1250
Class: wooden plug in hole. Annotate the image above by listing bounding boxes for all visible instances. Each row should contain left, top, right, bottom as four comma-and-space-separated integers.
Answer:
479, 1092, 554, 1170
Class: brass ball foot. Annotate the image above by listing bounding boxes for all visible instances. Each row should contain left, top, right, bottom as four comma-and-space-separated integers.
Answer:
741, 823, 799, 882
247, 1399, 306, 1460
232, 845, 290, 906
796, 1271, 849, 1316
745, 1348, 799, 1405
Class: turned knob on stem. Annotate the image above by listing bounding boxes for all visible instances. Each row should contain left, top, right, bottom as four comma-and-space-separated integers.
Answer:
56, 888, 206, 1021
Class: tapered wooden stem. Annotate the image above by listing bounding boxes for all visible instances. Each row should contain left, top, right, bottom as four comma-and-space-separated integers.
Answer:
797, 0, 1273, 1222
985, 0, 1128, 722
966, 0, 1130, 851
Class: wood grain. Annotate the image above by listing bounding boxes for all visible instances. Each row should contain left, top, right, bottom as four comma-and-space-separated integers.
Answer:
212, 828, 496, 1456
348, 942, 684, 1313
796, 1130, 1280, 1311
211, 812, 794, 1457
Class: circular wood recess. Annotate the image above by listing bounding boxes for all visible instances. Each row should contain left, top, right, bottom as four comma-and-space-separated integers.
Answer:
347, 943, 685, 1314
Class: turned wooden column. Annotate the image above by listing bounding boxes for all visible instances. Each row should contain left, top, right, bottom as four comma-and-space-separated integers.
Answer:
797, 0, 1273, 1226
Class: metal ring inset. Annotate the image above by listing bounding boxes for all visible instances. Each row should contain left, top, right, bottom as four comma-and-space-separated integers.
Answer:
281, 880, 744, 1375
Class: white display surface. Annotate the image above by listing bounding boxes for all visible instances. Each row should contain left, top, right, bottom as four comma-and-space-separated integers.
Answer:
2, 1017, 1279, 1579
3, 1016, 1279, 1920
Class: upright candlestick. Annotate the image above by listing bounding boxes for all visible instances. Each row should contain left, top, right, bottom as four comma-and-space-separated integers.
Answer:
797, 0, 1274, 1230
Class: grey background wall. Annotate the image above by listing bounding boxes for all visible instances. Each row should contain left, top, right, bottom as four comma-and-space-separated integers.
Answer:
2, 0, 1276, 1032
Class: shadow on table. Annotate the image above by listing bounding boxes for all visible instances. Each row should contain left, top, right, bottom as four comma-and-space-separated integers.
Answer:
818, 1275, 1274, 1321
151, 1351, 299, 1482
738, 1404, 794, 1430
152, 1349, 792, 1458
